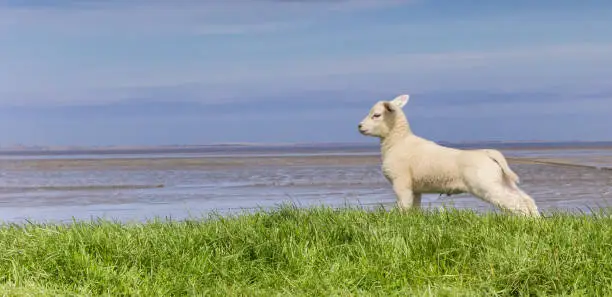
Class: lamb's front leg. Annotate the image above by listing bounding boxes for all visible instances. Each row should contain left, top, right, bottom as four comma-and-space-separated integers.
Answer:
392, 181, 420, 210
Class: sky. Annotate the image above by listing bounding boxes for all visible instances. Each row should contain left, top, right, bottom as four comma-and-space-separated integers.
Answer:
0, 0, 611, 146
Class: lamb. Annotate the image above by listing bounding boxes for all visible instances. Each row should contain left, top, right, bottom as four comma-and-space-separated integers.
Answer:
358, 94, 539, 216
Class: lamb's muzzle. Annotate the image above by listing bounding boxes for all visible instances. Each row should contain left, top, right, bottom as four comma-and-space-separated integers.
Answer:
358, 94, 539, 216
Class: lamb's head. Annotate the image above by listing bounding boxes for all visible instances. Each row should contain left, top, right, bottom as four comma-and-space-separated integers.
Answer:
358, 94, 409, 138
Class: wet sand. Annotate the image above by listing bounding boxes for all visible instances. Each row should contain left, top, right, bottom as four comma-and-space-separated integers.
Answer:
1, 147, 612, 223
4, 154, 612, 171
0, 155, 384, 171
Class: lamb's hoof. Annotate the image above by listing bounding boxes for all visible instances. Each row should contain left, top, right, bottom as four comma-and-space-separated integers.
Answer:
395, 205, 409, 212
396, 205, 419, 213
515, 209, 541, 217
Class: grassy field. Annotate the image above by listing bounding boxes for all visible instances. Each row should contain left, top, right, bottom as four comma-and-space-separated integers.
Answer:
1, 205, 611, 296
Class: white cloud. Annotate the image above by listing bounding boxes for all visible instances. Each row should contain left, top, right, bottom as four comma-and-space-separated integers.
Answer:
0, 0, 610, 105
0, 1, 411, 37
177, 43, 612, 95
408, 97, 612, 119
1, 43, 611, 105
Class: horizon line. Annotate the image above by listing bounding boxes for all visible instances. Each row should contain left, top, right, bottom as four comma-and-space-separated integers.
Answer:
2, 139, 612, 153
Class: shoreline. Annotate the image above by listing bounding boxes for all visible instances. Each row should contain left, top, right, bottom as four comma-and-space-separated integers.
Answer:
3, 154, 612, 171
1, 140, 612, 157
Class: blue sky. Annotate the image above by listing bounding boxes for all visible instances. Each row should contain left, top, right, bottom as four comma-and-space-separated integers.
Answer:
0, 0, 611, 146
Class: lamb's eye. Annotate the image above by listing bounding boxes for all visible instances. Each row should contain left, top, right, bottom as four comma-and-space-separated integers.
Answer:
372, 113, 381, 119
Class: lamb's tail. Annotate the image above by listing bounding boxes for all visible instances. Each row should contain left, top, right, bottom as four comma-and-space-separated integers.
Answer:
483, 149, 520, 185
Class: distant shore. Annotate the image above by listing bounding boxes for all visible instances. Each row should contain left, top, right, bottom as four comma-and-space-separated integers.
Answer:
1, 140, 612, 157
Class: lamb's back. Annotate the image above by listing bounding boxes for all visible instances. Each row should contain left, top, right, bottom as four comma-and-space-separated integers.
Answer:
382, 138, 467, 193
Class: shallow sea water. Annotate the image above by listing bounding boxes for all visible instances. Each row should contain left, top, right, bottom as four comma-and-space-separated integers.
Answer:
0, 147, 611, 223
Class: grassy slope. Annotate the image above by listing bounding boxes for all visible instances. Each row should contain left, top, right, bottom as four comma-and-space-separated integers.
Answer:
1, 205, 611, 296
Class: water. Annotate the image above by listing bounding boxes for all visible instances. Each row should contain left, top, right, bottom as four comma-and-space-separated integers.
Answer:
1, 143, 612, 223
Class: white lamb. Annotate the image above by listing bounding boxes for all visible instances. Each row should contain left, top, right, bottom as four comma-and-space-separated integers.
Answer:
358, 94, 539, 216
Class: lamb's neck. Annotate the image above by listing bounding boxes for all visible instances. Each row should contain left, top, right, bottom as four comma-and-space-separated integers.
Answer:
380, 119, 412, 156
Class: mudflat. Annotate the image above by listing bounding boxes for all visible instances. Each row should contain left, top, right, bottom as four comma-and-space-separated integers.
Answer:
0, 147, 611, 223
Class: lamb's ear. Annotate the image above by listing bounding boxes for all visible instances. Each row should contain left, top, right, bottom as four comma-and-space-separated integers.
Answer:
390, 94, 410, 108
383, 102, 395, 113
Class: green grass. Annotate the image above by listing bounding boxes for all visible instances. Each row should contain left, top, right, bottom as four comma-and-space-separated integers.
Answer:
1, 205, 612, 296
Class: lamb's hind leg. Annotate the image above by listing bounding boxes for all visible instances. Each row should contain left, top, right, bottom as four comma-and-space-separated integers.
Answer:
512, 186, 539, 216
468, 181, 538, 216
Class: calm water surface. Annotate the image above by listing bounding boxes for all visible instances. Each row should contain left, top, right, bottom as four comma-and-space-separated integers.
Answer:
1, 145, 611, 223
